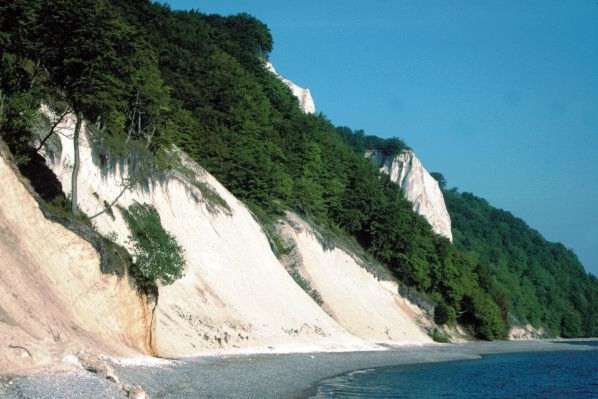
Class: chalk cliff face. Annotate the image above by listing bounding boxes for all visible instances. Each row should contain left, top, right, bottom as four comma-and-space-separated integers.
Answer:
367, 149, 453, 241
41, 108, 371, 357
0, 103, 437, 370
0, 147, 151, 374
266, 62, 316, 114
278, 213, 432, 344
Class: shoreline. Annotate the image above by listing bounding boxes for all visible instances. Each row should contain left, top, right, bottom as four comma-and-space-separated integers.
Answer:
1, 340, 596, 399
292, 340, 598, 399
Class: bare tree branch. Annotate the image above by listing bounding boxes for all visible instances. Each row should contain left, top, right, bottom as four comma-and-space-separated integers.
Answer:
88, 182, 131, 220
90, 91, 158, 220
36, 108, 70, 152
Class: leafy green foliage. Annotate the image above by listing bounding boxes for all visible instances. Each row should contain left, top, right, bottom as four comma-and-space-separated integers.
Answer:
34, 0, 131, 126
337, 126, 409, 155
430, 172, 447, 190
434, 302, 456, 325
0, 52, 43, 162
120, 203, 185, 286
1, 0, 176, 158
445, 188, 598, 337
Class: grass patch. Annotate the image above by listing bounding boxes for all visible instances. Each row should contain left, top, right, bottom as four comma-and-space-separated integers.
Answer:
289, 265, 323, 306
41, 196, 93, 227
248, 204, 293, 258
171, 161, 231, 215
249, 206, 323, 305
188, 179, 231, 215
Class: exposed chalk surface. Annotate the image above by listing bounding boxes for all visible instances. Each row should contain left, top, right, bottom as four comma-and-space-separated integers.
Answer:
266, 62, 316, 114
0, 149, 150, 374
278, 212, 432, 344
366, 149, 453, 241
41, 106, 367, 358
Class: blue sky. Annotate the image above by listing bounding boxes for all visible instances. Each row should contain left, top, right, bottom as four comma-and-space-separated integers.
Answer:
165, 1, 598, 275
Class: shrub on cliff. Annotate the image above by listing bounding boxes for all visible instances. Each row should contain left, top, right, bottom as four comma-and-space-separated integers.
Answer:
121, 203, 185, 286
434, 302, 456, 326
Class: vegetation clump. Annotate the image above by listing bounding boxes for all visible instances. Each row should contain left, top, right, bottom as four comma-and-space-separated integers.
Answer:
120, 203, 185, 287
430, 328, 451, 343
336, 127, 409, 155
434, 302, 457, 326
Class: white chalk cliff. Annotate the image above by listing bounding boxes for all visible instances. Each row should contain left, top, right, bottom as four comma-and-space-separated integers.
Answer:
41, 108, 367, 358
266, 62, 316, 114
0, 103, 435, 372
367, 150, 453, 241
278, 213, 431, 344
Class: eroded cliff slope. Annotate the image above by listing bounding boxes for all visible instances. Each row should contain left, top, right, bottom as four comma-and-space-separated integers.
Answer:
0, 147, 151, 374
42, 110, 373, 357
278, 213, 432, 344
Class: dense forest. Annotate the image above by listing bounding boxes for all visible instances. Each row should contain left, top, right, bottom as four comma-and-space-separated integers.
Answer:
1, 0, 595, 339
442, 188, 598, 337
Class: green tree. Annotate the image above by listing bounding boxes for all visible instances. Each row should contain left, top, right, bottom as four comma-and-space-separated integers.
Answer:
35, 0, 138, 214
430, 172, 447, 189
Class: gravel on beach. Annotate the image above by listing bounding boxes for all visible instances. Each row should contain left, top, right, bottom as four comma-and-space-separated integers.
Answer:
1, 340, 595, 399
0, 371, 126, 399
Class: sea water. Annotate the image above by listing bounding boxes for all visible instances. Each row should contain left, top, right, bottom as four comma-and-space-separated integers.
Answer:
311, 342, 598, 398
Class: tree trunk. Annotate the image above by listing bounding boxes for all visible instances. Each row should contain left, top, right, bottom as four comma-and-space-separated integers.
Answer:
71, 112, 82, 215
0, 90, 5, 128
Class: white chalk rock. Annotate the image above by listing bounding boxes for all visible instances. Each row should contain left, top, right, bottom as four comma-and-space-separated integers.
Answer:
278, 212, 432, 344
266, 62, 316, 114
367, 149, 453, 241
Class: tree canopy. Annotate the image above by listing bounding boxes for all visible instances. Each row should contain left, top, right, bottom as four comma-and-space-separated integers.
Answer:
444, 188, 598, 337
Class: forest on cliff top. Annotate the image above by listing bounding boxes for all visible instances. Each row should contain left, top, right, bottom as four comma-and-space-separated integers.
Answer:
1, 0, 596, 339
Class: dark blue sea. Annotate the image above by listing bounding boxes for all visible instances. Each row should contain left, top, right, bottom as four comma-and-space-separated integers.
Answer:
311, 342, 598, 398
